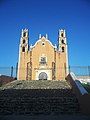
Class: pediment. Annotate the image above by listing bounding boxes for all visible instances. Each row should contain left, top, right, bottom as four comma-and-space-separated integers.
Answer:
30, 37, 57, 50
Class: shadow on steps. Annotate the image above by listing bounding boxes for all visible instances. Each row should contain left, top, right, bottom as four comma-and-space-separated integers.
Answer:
0, 88, 80, 115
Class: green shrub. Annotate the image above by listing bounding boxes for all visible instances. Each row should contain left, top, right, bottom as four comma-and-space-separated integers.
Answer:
82, 83, 90, 93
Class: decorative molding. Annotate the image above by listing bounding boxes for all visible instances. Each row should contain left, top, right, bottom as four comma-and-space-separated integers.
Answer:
30, 38, 57, 50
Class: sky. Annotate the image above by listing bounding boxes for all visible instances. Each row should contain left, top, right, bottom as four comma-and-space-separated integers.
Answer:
0, 0, 90, 67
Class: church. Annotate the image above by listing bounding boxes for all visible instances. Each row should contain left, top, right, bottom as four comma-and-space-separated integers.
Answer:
18, 29, 68, 80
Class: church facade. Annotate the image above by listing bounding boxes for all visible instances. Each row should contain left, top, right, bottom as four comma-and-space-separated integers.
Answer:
18, 29, 68, 80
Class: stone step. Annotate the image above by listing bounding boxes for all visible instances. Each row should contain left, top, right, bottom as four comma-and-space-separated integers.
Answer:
0, 89, 75, 98
0, 96, 80, 115
0, 97, 78, 102
0, 80, 71, 90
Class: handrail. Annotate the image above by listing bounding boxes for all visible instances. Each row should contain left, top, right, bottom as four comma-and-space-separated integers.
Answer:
70, 72, 88, 95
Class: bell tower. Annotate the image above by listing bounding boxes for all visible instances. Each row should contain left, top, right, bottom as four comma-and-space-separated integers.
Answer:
20, 29, 29, 53
58, 29, 66, 52
57, 29, 68, 79
18, 29, 29, 80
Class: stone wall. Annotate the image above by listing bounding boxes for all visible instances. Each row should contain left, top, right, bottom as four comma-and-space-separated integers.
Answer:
0, 75, 15, 86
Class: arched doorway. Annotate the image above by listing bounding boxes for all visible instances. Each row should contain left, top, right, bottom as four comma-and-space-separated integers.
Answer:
39, 72, 48, 80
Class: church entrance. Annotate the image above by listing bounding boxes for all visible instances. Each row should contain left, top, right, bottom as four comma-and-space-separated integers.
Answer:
39, 72, 48, 80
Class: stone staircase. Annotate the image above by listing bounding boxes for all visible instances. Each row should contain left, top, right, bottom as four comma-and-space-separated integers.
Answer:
0, 80, 80, 115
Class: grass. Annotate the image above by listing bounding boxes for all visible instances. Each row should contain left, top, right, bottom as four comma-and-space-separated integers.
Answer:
82, 83, 90, 93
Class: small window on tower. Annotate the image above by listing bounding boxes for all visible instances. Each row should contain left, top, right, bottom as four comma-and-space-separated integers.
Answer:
23, 32, 26, 37
61, 33, 63, 37
22, 47, 25, 52
23, 40, 26, 44
61, 40, 64, 44
62, 47, 64, 52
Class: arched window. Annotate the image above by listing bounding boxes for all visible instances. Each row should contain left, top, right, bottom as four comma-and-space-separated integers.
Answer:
62, 47, 64, 52
39, 72, 47, 80
61, 33, 63, 37
23, 32, 26, 37
23, 40, 26, 44
22, 47, 25, 52
61, 40, 64, 44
